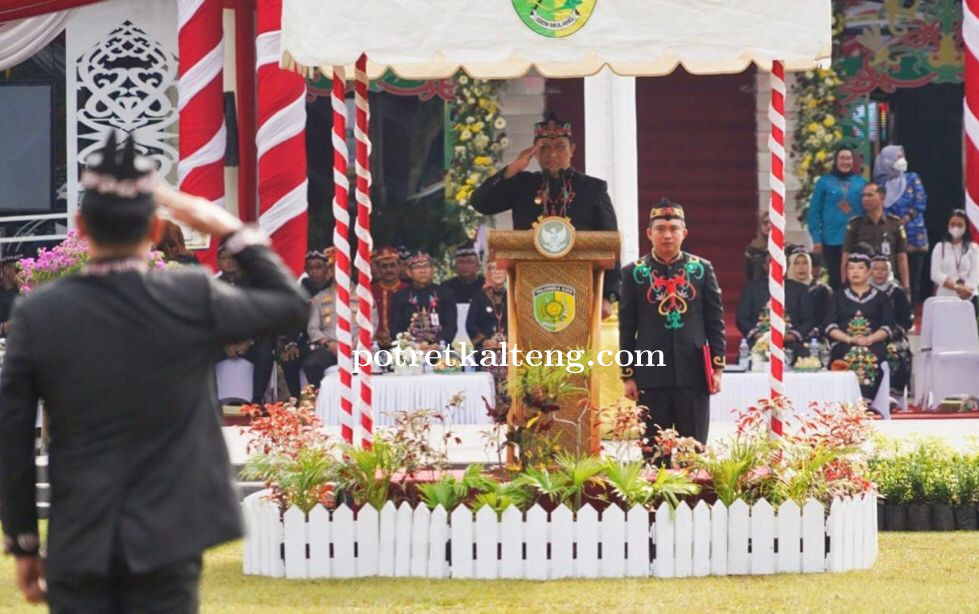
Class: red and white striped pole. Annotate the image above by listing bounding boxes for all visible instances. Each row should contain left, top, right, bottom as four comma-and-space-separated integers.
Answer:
256, 0, 309, 275
964, 0, 979, 241
768, 59, 787, 436
332, 66, 355, 444
354, 54, 375, 449
177, 0, 224, 269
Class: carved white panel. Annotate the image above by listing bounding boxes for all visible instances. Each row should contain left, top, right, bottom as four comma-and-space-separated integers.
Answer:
66, 0, 178, 221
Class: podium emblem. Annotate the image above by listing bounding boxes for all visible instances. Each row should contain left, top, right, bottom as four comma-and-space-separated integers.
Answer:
533, 284, 576, 333
532, 216, 576, 259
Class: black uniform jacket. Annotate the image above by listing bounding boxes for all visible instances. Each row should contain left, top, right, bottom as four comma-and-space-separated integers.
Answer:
736, 277, 815, 341
470, 167, 621, 300
619, 251, 726, 389
0, 244, 307, 577
389, 283, 458, 345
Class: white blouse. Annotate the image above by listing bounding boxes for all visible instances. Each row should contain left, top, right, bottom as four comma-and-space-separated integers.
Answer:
930, 241, 979, 298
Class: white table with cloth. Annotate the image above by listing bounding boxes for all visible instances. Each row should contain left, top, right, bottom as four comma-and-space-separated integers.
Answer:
710, 371, 862, 421
315, 371, 495, 426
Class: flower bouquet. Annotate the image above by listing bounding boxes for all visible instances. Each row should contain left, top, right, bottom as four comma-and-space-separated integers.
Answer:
391, 332, 423, 376
794, 355, 822, 372
751, 332, 771, 372
17, 230, 167, 294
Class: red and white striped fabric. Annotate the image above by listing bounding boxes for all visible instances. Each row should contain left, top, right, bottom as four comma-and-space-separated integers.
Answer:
768, 60, 786, 436
965, 0, 979, 241
332, 66, 355, 444
353, 54, 375, 448
177, 0, 224, 269
256, 0, 308, 275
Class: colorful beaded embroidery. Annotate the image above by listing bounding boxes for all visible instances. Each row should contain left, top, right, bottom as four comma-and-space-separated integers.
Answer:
633, 255, 706, 329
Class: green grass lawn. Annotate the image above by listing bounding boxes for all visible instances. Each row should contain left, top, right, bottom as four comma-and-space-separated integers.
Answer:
2, 533, 977, 613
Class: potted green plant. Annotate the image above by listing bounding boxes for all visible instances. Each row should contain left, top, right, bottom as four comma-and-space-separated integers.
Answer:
953, 454, 979, 530
876, 459, 909, 531
516, 360, 589, 414
905, 455, 931, 532
926, 464, 956, 531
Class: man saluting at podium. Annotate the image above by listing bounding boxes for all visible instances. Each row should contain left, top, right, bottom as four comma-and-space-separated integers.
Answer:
619, 200, 726, 448
470, 114, 620, 316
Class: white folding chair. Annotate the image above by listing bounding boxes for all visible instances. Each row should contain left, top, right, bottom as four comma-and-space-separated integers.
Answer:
926, 300, 979, 408
871, 361, 891, 419
913, 297, 959, 406
216, 358, 254, 404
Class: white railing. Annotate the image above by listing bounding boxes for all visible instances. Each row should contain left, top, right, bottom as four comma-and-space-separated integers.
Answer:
242, 492, 878, 579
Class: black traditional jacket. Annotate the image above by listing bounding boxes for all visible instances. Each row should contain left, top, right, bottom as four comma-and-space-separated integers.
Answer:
736, 277, 815, 342
389, 283, 458, 345
470, 167, 621, 300
619, 251, 726, 389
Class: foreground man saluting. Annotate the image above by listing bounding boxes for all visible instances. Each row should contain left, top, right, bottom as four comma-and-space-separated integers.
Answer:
0, 133, 308, 612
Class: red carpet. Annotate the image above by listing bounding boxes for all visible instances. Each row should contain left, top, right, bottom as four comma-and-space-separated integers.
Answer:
890, 411, 979, 420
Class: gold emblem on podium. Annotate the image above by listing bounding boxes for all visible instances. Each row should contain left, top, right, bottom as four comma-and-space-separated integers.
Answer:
532, 283, 576, 333
532, 216, 576, 259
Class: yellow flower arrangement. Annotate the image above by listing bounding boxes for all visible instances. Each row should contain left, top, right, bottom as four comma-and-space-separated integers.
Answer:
791, 61, 846, 225
445, 72, 508, 239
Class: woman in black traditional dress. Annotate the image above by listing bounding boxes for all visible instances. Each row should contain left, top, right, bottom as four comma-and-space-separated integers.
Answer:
870, 254, 912, 399
787, 245, 831, 340
825, 253, 896, 404
466, 261, 510, 422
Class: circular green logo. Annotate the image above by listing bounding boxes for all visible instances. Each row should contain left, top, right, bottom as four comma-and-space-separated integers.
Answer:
512, 0, 596, 38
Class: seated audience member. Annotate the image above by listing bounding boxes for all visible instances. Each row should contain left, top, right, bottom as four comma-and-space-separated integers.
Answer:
302, 268, 377, 387
278, 249, 334, 398
825, 252, 896, 406
371, 246, 407, 348
442, 241, 485, 304
744, 211, 771, 281
466, 260, 508, 353
931, 208, 979, 316
390, 251, 457, 347
786, 245, 831, 339
736, 251, 814, 359
215, 245, 274, 404
154, 219, 200, 265
871, 254, 912, 399
0, 255, 20, 336
396, 245, 412, 284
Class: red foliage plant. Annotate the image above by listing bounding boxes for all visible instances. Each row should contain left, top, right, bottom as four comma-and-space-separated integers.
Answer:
240, 396, 328, 457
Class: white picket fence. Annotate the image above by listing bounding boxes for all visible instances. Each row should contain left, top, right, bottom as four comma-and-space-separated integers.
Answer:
242, 492, 878, 579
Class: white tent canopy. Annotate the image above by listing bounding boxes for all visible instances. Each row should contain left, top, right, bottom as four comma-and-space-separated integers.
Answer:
281, 0, 832, 79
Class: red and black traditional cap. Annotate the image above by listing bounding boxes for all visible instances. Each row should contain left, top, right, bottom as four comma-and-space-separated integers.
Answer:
847, 252, 872, 266
306, 247, 337, 265
80, 131, 158, 209
454, 241, 478, 260
534, 113, 572, 140
374, 245, 400, 262
407, 251, 433, 269
648, 197, 685, 221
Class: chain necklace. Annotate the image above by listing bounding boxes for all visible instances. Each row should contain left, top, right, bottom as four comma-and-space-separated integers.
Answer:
535, 169, 576, 217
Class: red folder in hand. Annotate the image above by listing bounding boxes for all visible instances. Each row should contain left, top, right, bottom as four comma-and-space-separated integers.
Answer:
703, 344, 718, 394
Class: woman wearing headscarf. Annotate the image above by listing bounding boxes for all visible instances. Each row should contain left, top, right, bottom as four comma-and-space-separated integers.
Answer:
786, 245, 831, 339
870, 254, 912, 399
744, 211, 771, 281
807, 146, 866, 290
930, 209, 979, 316
874, 145, 927, 303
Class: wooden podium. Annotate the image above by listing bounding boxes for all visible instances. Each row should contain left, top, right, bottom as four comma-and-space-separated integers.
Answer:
488, 218, 620, 455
